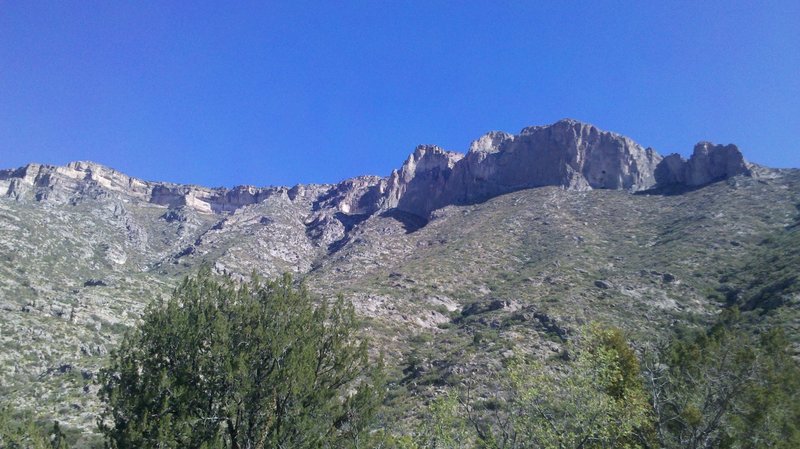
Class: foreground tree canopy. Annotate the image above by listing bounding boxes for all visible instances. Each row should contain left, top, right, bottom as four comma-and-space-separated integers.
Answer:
98, 270, 382, 449
401, 320, 800, 449
641, 311, 800, 449
0, 406, 69, 449
411, 326, 653, 449
93, 268, 799, 449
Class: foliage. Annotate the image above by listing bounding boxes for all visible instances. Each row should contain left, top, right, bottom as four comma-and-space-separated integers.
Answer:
430, 318, 800, 449
97, 269, 383, 449
499, 325, 650, 449
641, 309, 800, 448
415, 392, 472, 449
0, 405, 69, 449
420, 325, 651, 449
736, 227, 800, 312
403, 318, 800, 449
363, 392, 472, 449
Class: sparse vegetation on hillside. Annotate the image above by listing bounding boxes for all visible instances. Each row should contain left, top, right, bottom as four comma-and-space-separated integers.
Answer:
390, 319, 800, 448
2, 167, 799, 442
5, 270, 799, 448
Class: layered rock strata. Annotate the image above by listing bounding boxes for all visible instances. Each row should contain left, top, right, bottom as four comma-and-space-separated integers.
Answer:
1, 120, 754, 223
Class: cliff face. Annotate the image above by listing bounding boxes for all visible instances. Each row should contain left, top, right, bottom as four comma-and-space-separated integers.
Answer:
654, 142, 752, 187
382, 119, 749, 217
1, 120, 754, 222
0, 161, 286, 213
462, 120, 661, 191
384, 145, 464, 215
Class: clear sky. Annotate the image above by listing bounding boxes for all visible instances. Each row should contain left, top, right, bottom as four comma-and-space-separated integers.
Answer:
1, 1, 798, 187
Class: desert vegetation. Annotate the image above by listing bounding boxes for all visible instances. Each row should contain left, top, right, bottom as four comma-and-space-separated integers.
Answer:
3, 271, 798, 448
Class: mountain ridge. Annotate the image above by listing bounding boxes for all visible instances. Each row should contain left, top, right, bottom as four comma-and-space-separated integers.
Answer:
2, 119, 794, 439
1, 119, 755, 220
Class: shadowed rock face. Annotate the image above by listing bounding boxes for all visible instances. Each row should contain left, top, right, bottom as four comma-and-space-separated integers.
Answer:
654, 142, 752, 187
384, 145, 464, 215
1, 120, 752, 222
458, 119, 661, 196
385, 119, 667, 217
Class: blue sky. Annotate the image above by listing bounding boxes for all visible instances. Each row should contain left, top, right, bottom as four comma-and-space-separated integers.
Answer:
1, 1, 798, 187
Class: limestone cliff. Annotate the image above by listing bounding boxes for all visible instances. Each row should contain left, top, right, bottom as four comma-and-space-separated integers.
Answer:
1, 120, 754, 223
654, 142, 752, 187
383, 119, 749, 217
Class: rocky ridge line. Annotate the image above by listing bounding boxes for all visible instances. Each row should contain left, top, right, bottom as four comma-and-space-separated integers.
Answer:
1, 119, 754, 222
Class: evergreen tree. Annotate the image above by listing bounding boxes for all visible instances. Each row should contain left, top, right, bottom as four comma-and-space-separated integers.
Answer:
0, 405, 69, 449
641, 309, 800, 448
98, 269, 382, 449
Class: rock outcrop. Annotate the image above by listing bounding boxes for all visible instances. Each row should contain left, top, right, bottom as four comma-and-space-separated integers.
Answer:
384, 119, 665, 217
0, 160, 388, 218
384, 145, 464, 214
0, 161, 287, 213
654, 142, 752, 187
0, 119, 754, 223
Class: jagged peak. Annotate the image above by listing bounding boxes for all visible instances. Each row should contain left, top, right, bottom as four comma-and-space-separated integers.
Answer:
520, 118, 589, 134
66, 160, 117, 172
403, 145, 464, 171
468, 131, 514, 154
410, 144, 462, 158
411, 144, 444, 156
653, 141, 751, 187
1, 121, 762, 221
687, 142, 749, 170
553, 117, 589, 127
1, 161, 65, 179
691, 141, 744, 157
465, 119, 637, 156
518, 119, 634, 144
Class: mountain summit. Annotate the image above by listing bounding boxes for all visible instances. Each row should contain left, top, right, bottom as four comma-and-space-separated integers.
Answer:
1, 120, 752, 220
384, 119, 752, 216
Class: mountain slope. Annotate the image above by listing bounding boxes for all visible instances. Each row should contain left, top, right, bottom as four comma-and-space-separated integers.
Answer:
0, 120, 797, 435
